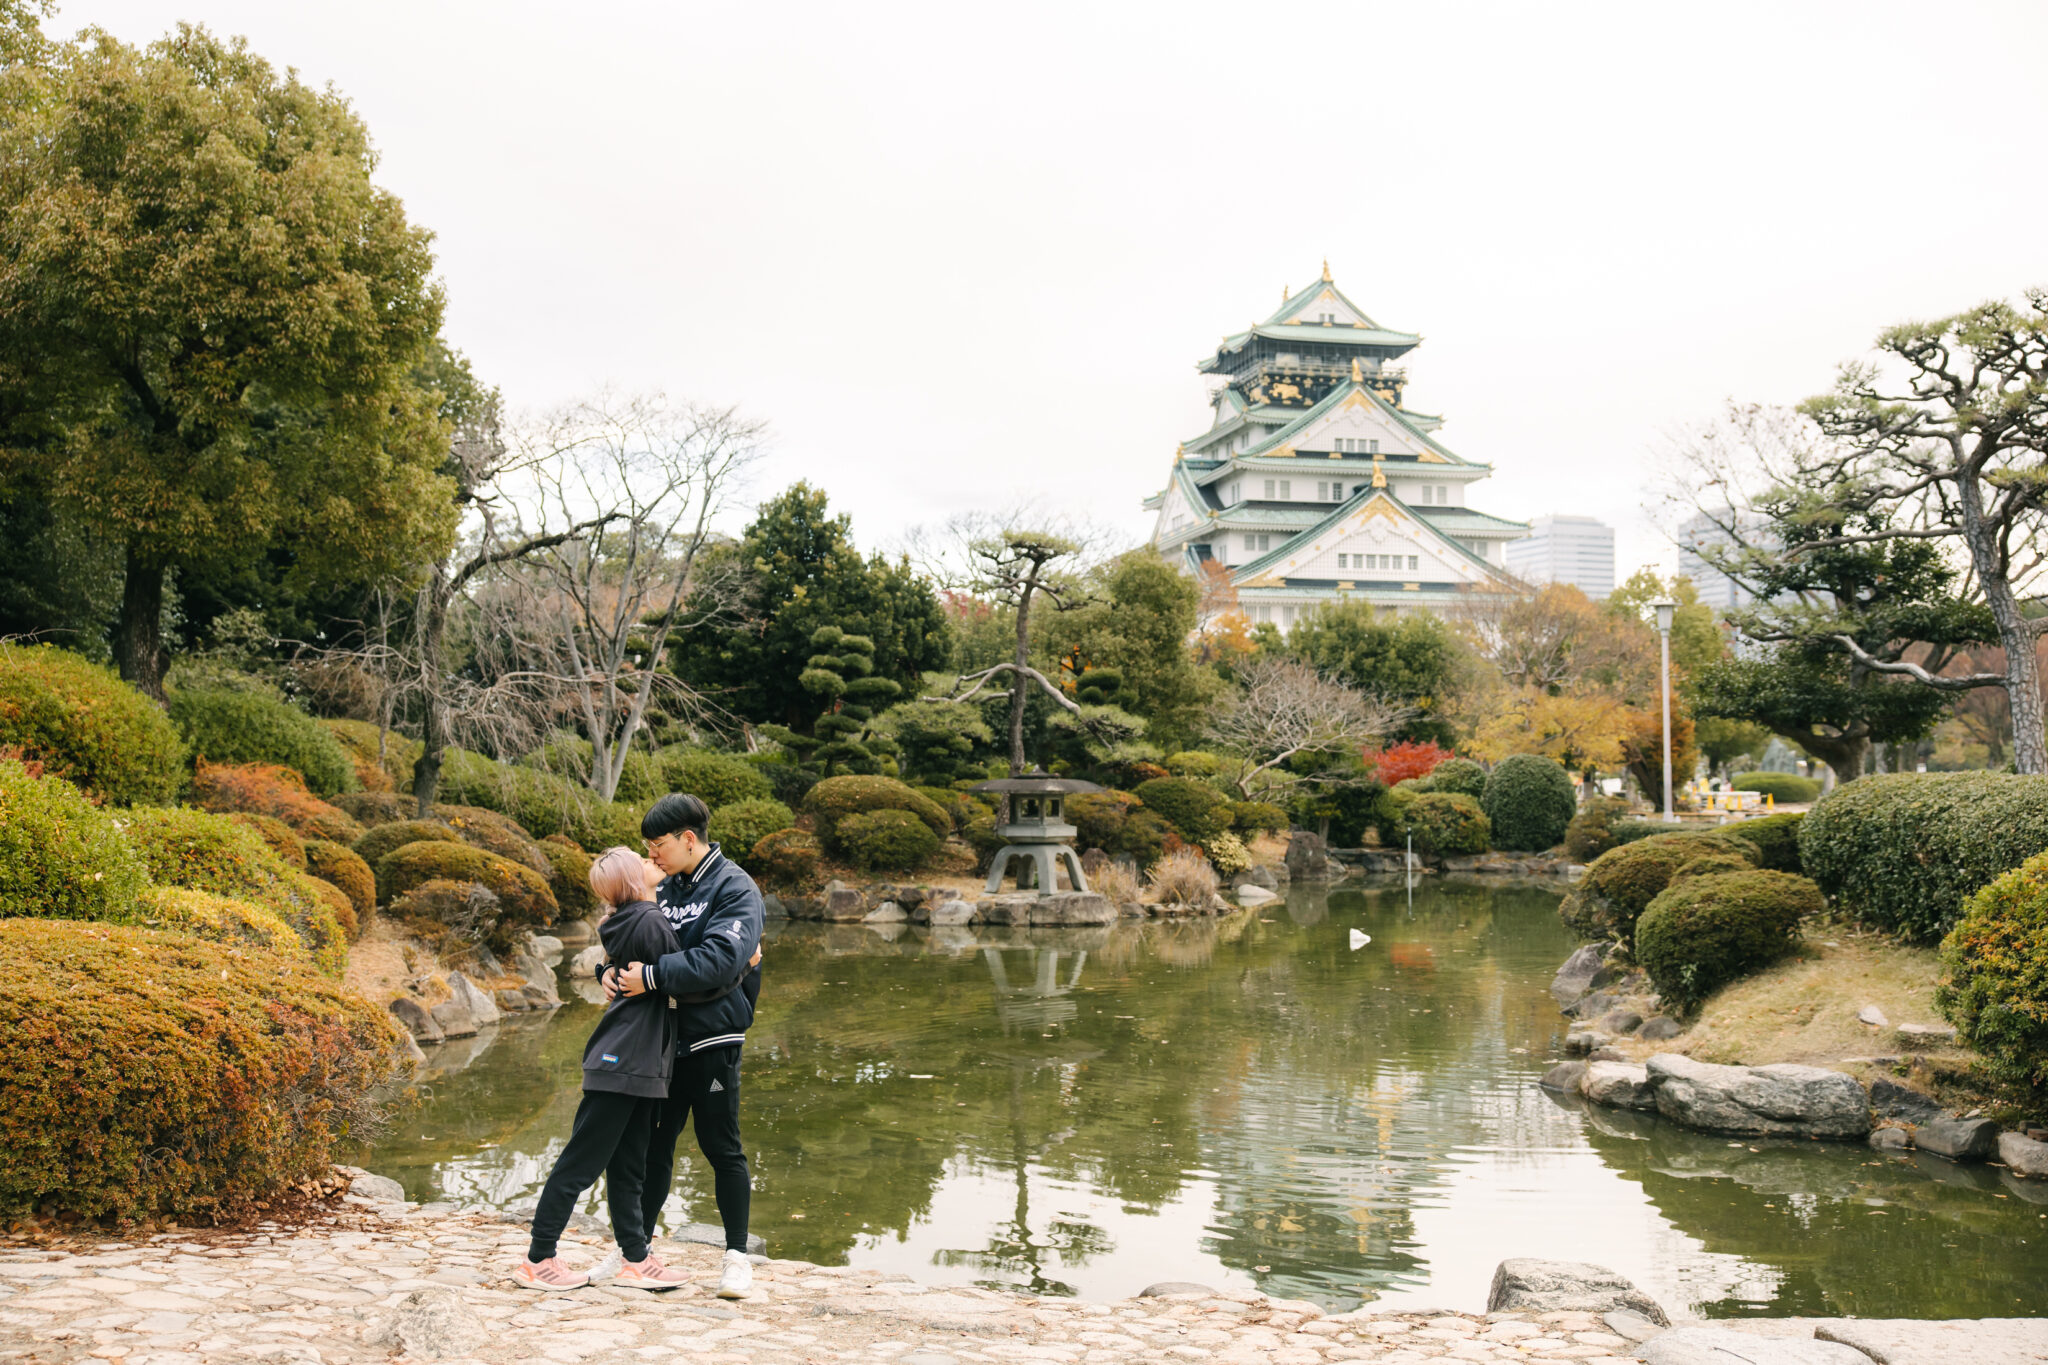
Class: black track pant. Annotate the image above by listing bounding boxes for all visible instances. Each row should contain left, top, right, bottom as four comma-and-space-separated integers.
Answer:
640, 1044, 751, 1252
528, 1090, 660, 1264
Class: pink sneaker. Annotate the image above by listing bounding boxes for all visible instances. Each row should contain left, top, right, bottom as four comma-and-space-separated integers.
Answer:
513, 1257, 589, 1291
614, 1254, 688, 1291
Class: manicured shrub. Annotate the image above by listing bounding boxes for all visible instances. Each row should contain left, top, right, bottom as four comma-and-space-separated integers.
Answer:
137, 886, 306, 959
1609, 819, 1672, 846
1635, 870, 1823, 1013
305, 877, 358, 940
1405, 792, 1491, 856
709, 798, 795, 858
1068, 790, 1141, 852
304, 840, 375, 933
536, 836, 596, 919
0, 919, 404, 1221
751, 754, 818, 808
1118, 809, 1172, 868
1131, 777, 1233, 846
168, 688, 357, 796
1798, 772, 2048, 942
435, 748, 645, 851
387, 877, 506, 944
747, 827, 822, 892
1228, 800, 1289, 835
352, 819, 462, 869
0, 644, 184, 804
1938, 851, 2048, 1090
1732, 771, 1821, 804
1564, 796, 1629, 863
1162, 750, 1224, 777
1480, 754, 1578, 852
962, 808, 1002, 870
226, 812, 309, 869
332, 791, 414, 826
1723, 811, 1805, 874
0, 760, 149, 922
1372, 783, 1422, 846
121, 806, 350, 976
837, 809, 942, 873
374, 841, 557, 943
1427, 758, 1487, 801
803, 775, 951, 854
1148, 848, 1220, 907
1204, 829, 1253, 876
435, 803, 550, 874
188, 760, 365, 844
913, 785, 977, 831
661, 749, 775, 809
1559, 830, 1758, 945
1666, 852, 1757, 884
319, 719, 408, 793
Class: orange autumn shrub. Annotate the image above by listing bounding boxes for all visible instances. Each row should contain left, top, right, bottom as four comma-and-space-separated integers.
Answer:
190, 761, 364, 845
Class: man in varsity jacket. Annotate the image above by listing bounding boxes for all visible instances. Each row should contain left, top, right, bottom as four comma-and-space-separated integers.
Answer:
607, 792, 764, 1298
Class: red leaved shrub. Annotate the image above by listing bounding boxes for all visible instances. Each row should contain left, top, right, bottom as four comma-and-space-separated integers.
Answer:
1362, 740, 1453, 787
190, 761, 365, 845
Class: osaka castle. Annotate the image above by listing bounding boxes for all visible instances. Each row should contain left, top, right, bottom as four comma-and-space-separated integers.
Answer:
1145, 265, 1526, 627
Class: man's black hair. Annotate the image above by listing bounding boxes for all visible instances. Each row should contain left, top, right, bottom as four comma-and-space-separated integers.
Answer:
642, 792, 710, 842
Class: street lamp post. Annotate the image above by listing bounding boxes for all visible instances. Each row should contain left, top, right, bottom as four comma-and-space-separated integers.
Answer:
1653, 599, 1675, 822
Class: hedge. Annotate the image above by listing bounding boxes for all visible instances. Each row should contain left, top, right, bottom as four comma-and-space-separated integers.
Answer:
802, 775, 951, 854
189, 761, 364, 844
434, 748, 643, 850
1732, 771, 1821, 804
1559, 830, 1758, 946
1723, 812, 1804, 874
373, 841, 557, 945
0, 759, 150, 922
1428, 758, 1488, 801
121, 806, 350, 976
662, 749, 775, 809
1068, 790, 1142, 853
913, 785, 978, 832
748, 827, 822, 892
1132, 777, 1233, 846
1228, 800, 1289, 835
1635, 870, 1823, 1013
1938, 851, 2048, 1090
1481, 754, 1577, 852
436, 803, 550, 874
0, 920, 404, 1221
137, 886, 307, 959
837, 809, 942, 873
304, 840, 375, 934
1405, 792, 1491, 856
1564, 796, 1630, 863
167, 688, 357, 797
331, 791, 415, 826
226, 812, 309, 869
709, 798, 795, 859
0, 644, 184, 804
1798, 772, 2048, 942
352, 819, 462, 869
537, 836, 596, 919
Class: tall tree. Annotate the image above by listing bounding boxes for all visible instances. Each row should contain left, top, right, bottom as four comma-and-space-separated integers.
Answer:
1042, 550, 1218, 750
1286, 602, 1468, 747
0, 25, 451, 698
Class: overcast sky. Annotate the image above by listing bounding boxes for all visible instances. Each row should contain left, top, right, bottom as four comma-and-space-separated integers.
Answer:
57, 0, 2048, 577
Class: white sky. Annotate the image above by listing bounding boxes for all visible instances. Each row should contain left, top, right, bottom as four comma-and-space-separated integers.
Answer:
58, 0, 2048, 578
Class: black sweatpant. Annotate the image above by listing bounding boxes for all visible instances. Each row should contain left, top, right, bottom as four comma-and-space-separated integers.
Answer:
528, 1090, 661, 1264
640, 1044, 750, 1252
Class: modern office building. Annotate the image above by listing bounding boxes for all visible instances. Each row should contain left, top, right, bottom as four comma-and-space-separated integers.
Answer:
1503, 514, 1615, 599
1677, 510, 1766, 611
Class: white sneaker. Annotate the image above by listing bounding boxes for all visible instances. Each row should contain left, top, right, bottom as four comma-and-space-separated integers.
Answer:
588, 1248, 622, 1284
716, 1247, 753, 1299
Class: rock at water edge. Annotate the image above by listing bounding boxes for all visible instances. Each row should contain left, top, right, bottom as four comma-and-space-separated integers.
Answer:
1641, 1327, 1872, 1364
569, 943, 607, 976
667, 1222, 767, 1256
1998, 1130, 2048, 1179
368, 1289, 487, 1359
527, 934, 564, 967
1916, 1116, 1999, 1162
1638, 1016, 1683, 1041
1139, 1281, 1219, 1297
428, 999, 478, 1039
926, 899, 975, 926
1233, 883, 1278, 906
1539, 1060, 1586, 1093
494, 989, 530, 1012
1646, 1053, 1870, 1139
1551, 944, 1606, 1005
1868, 1126, 1912, 1151
1868, 1076, 1945, 1125
864, 902, 907, 922
445, 970, 501, 1027
388, 996, 443, 1043
338, 1167, 406, 1202
1581, 1062, 1657, 1111
760, 892, 787, 919
821, 880, 867, 922
1816, 1318, 2048, 1364
1600, 1008, 1644, 1035
1485, 1258, 1669, 1324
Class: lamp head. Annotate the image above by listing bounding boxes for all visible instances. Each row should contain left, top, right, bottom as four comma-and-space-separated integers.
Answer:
1652, 599, 1676, 633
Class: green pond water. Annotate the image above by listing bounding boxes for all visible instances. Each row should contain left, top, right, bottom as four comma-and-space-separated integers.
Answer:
360, 881, 2048, 1317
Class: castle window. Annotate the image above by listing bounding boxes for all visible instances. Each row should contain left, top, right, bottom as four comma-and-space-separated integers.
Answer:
1419, 485, 1435, 504
1242, 533, 1271, 553
1337, 554, 1348, 569
1262, 479, 1275, 499
1316, 481, 1329, 500
1278, 480, 1291, 499
1438, 485, 1450, 503
1408, 555, 1419, 570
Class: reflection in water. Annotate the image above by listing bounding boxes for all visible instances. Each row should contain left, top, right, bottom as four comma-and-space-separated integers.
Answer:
354, 881, 2048, 1317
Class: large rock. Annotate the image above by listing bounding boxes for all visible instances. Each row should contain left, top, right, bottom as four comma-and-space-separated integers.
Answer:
1868, 1076, 1944, 1125
367, 1289, 487, 1359
1869, 1126, 1912, 1151
569, 943, 607, 977
1233, 884, 1278, 907
1600, 1008, 1644, 1035
864, 902, 907, 923
1284, 831, 1330, 881
338, 1167, 406, 1202
821, 880, 867, 922
1237, 863, 1279, 891
445, 971, 501, 1027
1485, 1259, 1668, 1324
1638, 1016, 1683, 1041
1896, 1021, 1957, 1049
1646, 1053, 1870, 1139
388, 996, 443, 1043
1999, 1130, 2048, 1179
527, 934, 564, 967
1916, 1116, 1999, 1162
1539, 1060, 1587, 1093
1029, 891, 1114, 926
760, 892, 788, 919
1580, 1061, 1657, 1111
1551, 944, 1606, 1005
494, 989, 530, 1012
428, 998, 479, 1039
1640, 1328, 1871, 1364
1815, 1318, 2048, 1364
1138, 1281, 1218, 1297
924, 899, 975, 926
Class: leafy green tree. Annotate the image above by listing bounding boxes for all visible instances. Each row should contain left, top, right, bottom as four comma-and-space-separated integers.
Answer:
761, 627, 901, 777
1043, 551, 1218, 750
872, 693, 994, 783
1286, 602, 1466, 747
672, 483, 948, 729
1607, 570, 1724, 677
0, 25, 455, 698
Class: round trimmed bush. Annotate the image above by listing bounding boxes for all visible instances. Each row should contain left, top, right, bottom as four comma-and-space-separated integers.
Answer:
0, 919, 405, 1221
331, 790, 414, 826
661, 749, 775, 809
536, 836, 596, 919
387, 878, 507, 943
1117, 809, 1172, 868
837, 808, 942, 873
803, 775, 951, 854
1405, 792, 1491, 856
121, 806, 349, 976
1372, 783, 1422, 846
1480, 754, 1577, 852
226, 812, 309, 869
1068, 790, 1140, 851
373, 841, 557, 942
747, 827, 822, 892
1559, 830, 1758, 945
1938, 851, 2048, 1090
1205, 828, 1252, 876
1428, 758, 1488, 801
352, 819, 461, 869
1131, 777, 1232, 847
1564, 796, 1629, 863
1724, 811, 1805, 874
1798, 773, 2048, 942
168, 687, 357, 796
0, 644, 184, 804
436, 803, 550, 874
318, 719, 408, 793
303, 877, 358, 940
304, 841, 375, 932
709, 798, 795, 858
1609, 818, 1672, 846
1162, 750, 1224, 777
1732, 771, 1821, 804
913, 786, 977, 832
1635, 870, 1823, 1013
189, 761, 363, 844
0, 759, 149, 922
1228, 800, 1289, 836
1666, 852, 1757, 884
137, 886, 306, 959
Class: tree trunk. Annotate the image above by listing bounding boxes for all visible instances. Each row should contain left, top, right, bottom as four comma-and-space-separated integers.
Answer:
1982, 582, 2048, 774
1007, 574, 1035, 777
412, 570, 453, 817
114, 547, 169, 703
1793, 729, 1866, 787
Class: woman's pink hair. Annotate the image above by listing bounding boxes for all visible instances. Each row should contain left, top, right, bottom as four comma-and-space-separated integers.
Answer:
589, 846, 647, 909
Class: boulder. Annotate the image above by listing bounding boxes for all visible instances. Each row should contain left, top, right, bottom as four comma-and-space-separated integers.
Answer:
1551, 944, 1606, 1005
552, 917, 594, 947
926, 899, 975, 926
1640, 1327, 1870, 1364
446, 971, 501, 1027
1638, 1016, 1684, 1041
821, 880, 867, 922
494, 988, 531, 1012
1868, 1076, 1945, 1125
1601, 1309, 1665, 1344
1869, 1126, 1912, 1151
1580, 1061, 1657, 1111
1238, 863, 1279, 891
1857, 1004, 1890, 1028
1539, 1060, 1587, 1093
1646, 1053, 1871, 1138
864, 902, 907, 923
1234, 884, 1278, 907
1599, 1008, 1644, 1035
1484, 1259, 1668, 1324
1562, 1030, 1610, 1056
1588, 1046, 1630, 1063
667, 1222, 767, 1256
1815, 1319, 2048, 1364
1896, 1022, 1958, 1049
367, 1289, 487, 1360
1998, 1130, 2048, 1179
760, 893, 788, 920
569, 943, 608, 977
513, 951, 561, 1007
339, 1168, 406, 1202
428, 999, 479, 1039
1139, 1281, 1218, 1298
527, 934, 564, 968
521, 983, 560, 1010
388, 996, 443, 1043
1916, 1116, 1999, 1162
1284, 831, 1330, 882
1030, 891, 1114, 926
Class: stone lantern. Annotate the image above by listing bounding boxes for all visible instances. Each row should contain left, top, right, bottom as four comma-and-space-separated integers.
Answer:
969, 772, 1103, 895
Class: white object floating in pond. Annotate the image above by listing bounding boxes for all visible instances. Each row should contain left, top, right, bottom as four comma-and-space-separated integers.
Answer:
1348, 930, 1371, 951
909, 1074, 935, 1079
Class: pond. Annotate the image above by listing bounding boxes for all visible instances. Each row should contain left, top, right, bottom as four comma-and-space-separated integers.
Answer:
358, 881, 2048, 1318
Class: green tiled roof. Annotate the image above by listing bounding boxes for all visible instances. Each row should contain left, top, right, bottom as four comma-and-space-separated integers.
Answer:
1414, 506, 1530, 533
1265, 274, 1396, 330
1232, 376, 1470, 466
1230, 482, 1503, 582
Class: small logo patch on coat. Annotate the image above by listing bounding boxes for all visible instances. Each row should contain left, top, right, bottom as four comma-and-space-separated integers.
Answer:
708, 1078, 725, 1092
601, 1053, 619, 1064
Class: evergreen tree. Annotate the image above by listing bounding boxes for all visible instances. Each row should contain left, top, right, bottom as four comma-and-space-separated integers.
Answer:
760, 627, 901, 776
